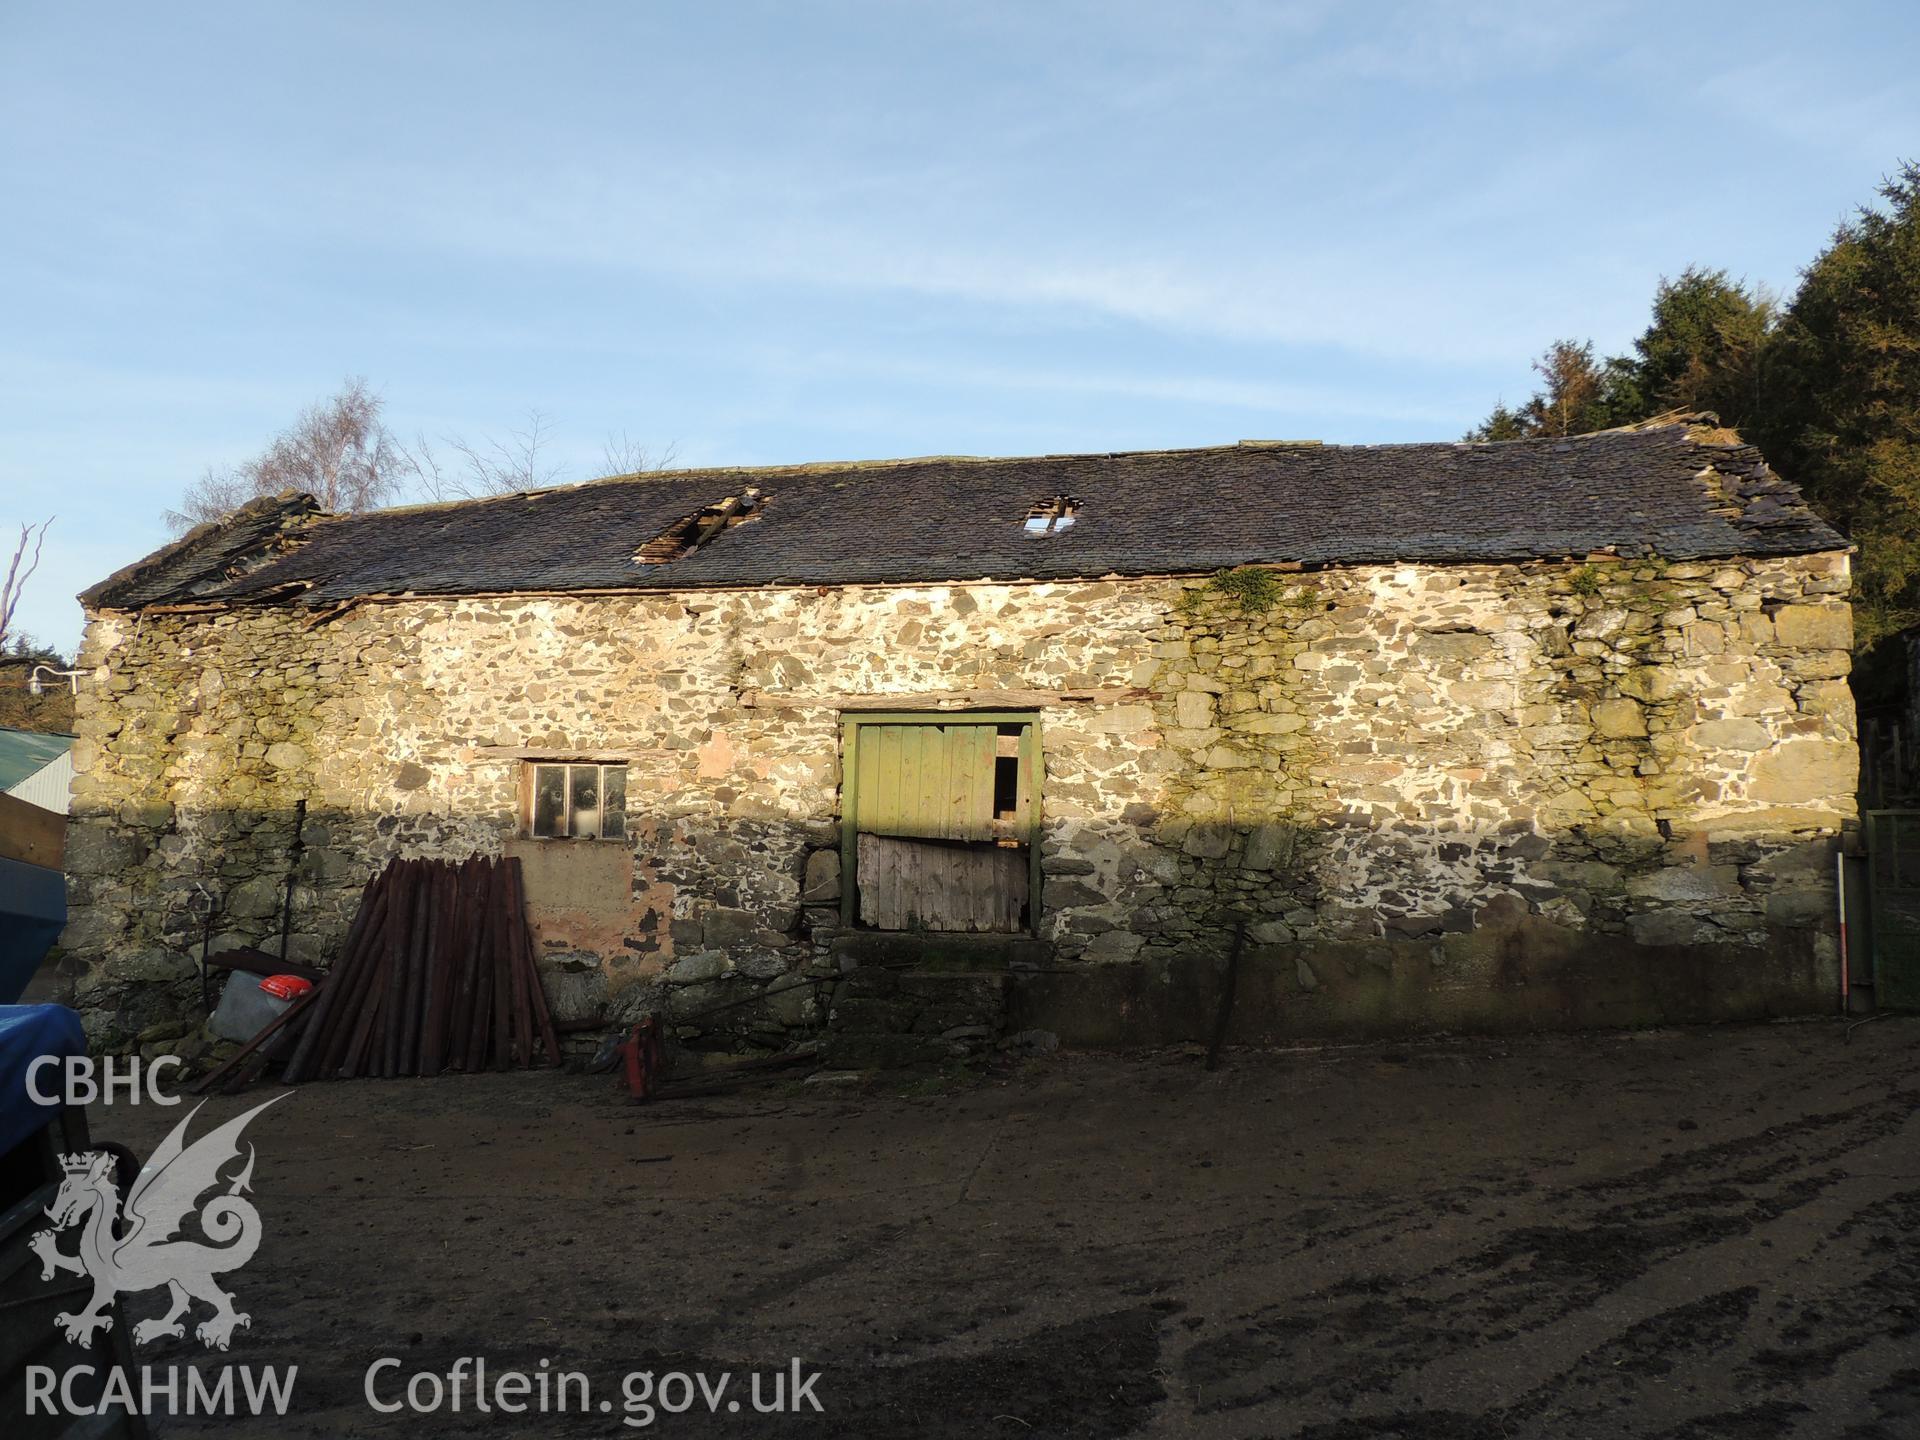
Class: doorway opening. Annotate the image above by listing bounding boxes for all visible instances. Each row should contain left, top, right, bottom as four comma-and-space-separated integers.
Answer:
839, 713, 1040, 934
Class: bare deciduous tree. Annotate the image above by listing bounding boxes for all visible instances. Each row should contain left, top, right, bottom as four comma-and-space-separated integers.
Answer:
404, 413, 678, 502
0, 517, 53, 654
167, 379, 678, 517
164, 378, 405, 531
600, 431, 680, 478
404, 409, 563, 502
452, 408, 564, 495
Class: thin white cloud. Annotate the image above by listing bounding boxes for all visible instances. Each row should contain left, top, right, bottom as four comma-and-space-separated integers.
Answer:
1695, 58, 1919, 165
0, 3, 1676, 369
748, 347, 1469, 427
298, 150, 1616, 368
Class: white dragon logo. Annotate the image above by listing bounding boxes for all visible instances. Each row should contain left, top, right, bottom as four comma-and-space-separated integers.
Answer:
30, 1095, 286, 1351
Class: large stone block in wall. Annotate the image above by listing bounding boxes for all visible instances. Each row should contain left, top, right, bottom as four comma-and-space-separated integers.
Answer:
801, 849, 841, 903
1241, 823, 1297, 872
1745, 838, 1835, 885
64, 823, 147, 877
1174, 691, 1215, 729
1591, 698, 1648, 738
540, 968, 609, 1024
1772, 603, 1852, 651
263, 741, 309, 771
59, 905, 125, 956
1692, 718, 1772, 752
703, 907, 790, 948
224, 874, 288, 919
1748, 739, 1857, 805
1625, 865, 1742, 903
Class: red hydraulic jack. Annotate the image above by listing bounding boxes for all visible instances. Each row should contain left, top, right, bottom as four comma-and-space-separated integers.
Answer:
616, 1017, 667, 1101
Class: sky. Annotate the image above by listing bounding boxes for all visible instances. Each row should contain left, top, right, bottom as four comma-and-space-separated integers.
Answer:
2, 1, 1916, 656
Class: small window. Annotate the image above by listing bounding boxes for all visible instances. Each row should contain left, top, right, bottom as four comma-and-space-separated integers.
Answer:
525, 762, 627, 839
1023, 495, 1078, 535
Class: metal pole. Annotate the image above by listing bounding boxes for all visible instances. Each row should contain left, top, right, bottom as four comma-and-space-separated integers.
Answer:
1836, 845, 1849, 1015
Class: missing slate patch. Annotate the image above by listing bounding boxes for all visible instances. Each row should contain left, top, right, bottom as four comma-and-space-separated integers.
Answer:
637, 488, 764, 564
1022, 495, 1078, 535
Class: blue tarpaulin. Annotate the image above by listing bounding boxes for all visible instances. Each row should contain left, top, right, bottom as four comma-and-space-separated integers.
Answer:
0, 1004, 86, 1156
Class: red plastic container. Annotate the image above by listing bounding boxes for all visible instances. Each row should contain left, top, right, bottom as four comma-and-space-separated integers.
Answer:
258, 975, 314, 1002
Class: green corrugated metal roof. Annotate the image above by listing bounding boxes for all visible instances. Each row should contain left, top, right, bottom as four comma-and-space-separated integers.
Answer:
0, 727, 74, 792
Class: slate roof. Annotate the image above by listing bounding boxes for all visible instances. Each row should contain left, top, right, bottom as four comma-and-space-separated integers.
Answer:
80, 494, 322, 610
84, 421, 1846, 612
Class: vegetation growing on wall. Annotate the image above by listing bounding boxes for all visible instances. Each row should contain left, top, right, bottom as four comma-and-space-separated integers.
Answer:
1568, 565, 1605, 599
1198, 566, 1289, 614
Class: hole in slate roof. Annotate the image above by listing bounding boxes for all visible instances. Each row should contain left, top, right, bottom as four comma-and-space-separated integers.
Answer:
636, 489, 763, 565
1023, 495, 1078, 536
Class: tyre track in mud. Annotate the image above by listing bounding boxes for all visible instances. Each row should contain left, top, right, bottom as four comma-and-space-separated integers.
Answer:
1158, 1071, 1920, 1437
95, 1019, 1920, 1439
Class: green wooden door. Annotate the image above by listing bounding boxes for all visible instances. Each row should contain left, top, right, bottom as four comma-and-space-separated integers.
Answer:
851, 723, 1000, 841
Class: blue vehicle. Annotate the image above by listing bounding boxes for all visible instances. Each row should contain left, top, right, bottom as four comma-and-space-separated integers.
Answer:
0, 1004, 148, 1438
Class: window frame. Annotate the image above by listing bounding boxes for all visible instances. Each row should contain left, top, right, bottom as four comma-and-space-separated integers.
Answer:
519, 759, 629, 841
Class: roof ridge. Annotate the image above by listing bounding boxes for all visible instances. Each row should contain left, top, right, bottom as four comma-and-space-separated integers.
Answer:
250, 427, 1729, 531
273, 441, 1348, 527
580, 442, 1292, 491
1454, 416, 1711, 448
351, 431, 1648, 519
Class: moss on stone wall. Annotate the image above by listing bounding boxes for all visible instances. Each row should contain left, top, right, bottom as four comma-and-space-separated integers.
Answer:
60, 551, 1857, 1051
1137, 552, 1854, 979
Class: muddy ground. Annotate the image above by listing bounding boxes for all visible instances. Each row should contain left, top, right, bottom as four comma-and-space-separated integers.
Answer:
81, 1017, 1920, 1438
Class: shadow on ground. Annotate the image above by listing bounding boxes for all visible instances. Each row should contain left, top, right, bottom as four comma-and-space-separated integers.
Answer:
84, 1018, 1920, 1439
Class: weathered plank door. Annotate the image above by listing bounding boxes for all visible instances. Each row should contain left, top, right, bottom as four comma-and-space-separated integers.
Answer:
856, 835, 1028, 932
842, 717, 1037, 933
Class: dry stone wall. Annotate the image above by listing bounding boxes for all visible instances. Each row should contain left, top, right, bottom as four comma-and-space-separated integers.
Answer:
1114, 552, 1856, 1037
62, 550, 1855, 1052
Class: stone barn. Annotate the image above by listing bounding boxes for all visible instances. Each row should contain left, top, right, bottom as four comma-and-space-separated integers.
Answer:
61, 418, 1858, 1057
